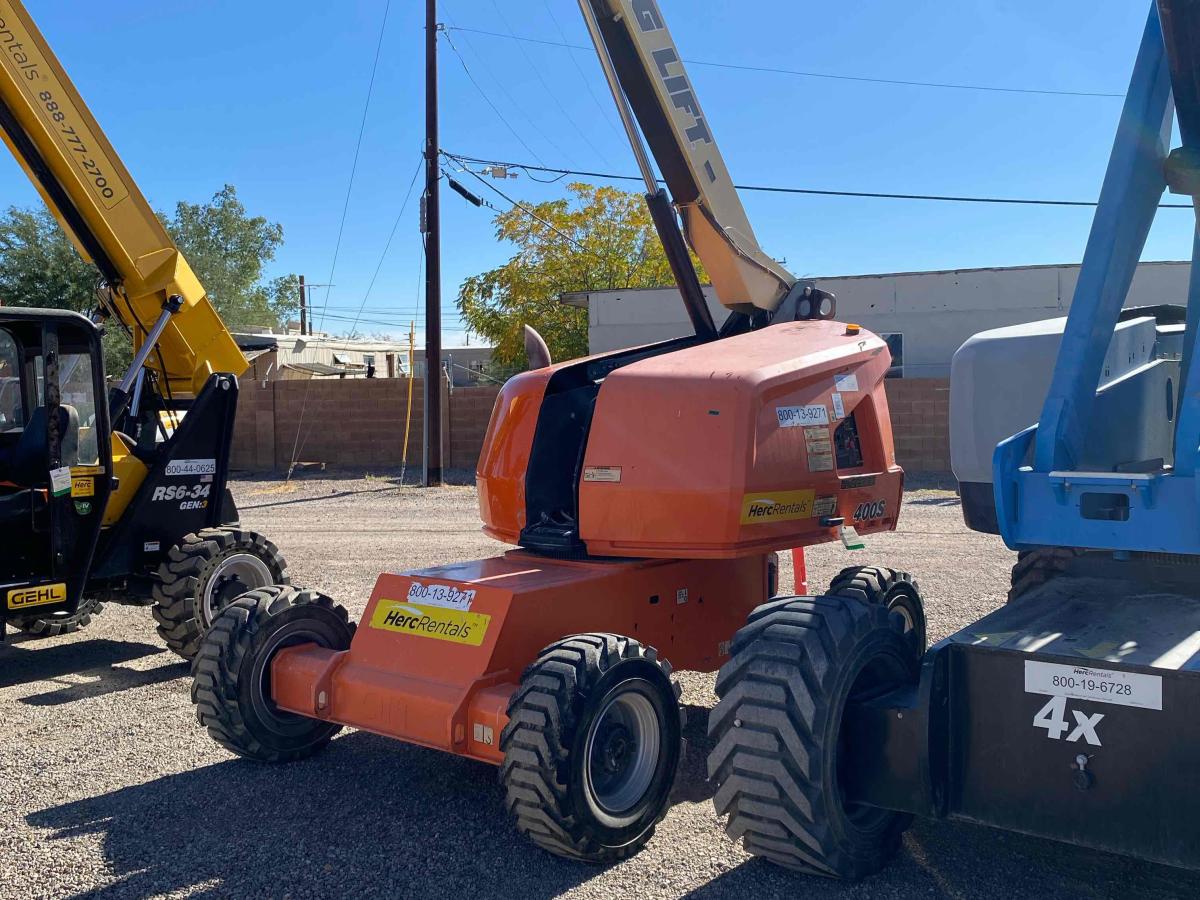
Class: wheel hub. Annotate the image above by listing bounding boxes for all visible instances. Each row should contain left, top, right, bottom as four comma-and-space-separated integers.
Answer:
584, 686, 662, 819
202, 553, 274, 626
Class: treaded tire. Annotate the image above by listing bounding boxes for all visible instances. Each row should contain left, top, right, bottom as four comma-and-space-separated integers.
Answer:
153, 528, 288, 660
708, 595, 918, 879
829, 566, 927, 656
11, 596, 103, 637
1009, 547, 1083, 603
500, 633, 683, 862
191, 584, 354, 763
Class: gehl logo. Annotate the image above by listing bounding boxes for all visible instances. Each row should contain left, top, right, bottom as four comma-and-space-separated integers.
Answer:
631, 0, 712, 148
7, 583, 66, 610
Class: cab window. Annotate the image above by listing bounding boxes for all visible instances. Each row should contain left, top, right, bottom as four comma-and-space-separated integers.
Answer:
61, 351, 99, 466
0, 328, 21, 431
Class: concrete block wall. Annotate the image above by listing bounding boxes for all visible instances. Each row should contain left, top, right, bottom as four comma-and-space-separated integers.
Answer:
884, 378, 950, 472
229, 377, 950, 475
230, 377, 501, 473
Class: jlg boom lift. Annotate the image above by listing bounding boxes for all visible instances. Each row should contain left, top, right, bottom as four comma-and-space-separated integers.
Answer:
0, 0, 286, 656
193, 0, 925, 862
713, 0, 1200, 880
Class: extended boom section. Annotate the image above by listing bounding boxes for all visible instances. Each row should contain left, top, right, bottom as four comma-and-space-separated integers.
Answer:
0, 1, 245, 397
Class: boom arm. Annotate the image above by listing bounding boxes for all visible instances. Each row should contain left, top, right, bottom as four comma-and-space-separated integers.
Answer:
581, 0, 796, 314
0, 0, 247, 395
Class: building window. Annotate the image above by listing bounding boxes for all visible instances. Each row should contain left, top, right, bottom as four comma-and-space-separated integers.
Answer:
362, 354, 375, 367
881, 333, 903, 378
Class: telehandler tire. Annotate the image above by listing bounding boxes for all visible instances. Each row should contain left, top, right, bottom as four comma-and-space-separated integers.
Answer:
152, 528, 288, 660
708, 595, 918, 879
10, 596, 102, 638
829, 566, 927, 656
192, 584, 354, 763
500, 633, 683, 862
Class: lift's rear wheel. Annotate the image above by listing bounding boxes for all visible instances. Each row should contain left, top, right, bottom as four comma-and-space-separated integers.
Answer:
10, 596, 102, 638
830, 566, 927, 656
191, 584, 354, 763
500, 633, 683, 862
708, 595, 918, 879
152, 528, 288, 660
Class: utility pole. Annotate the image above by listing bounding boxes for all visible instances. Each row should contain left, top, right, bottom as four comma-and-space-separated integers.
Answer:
423, 0, 443, 486
298, 274, 307, 336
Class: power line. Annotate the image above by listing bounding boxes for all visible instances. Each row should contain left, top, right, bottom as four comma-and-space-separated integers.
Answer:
438, 0, 573, 165
311, 0, 394, 333
540, 0, 626, 143
486, 0, 613, 167
440, 29, 550, 166
338, 154, 424, 339
443, 25, 1124, 100
442, 152, 600, 250
447, 151, 1194, 209
290, 0, 393, 476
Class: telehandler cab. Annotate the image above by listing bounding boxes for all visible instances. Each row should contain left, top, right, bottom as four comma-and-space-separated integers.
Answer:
193, 0, 926, 862
0, 0, 286, 656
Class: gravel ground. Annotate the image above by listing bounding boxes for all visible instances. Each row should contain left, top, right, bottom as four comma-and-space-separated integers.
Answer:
3, 472, 1200, 899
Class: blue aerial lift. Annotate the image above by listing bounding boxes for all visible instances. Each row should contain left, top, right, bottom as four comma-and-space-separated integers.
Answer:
709, 0, 1200, 878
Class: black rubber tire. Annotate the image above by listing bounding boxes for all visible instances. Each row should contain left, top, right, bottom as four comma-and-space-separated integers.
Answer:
1009, 547, 1082, 603
10, 596, 103, 637
500, 633, 683, 862
708, 595, 918, 879
829, 566, 927, 656
152, 528, 288, 661
191, 584, 355, 763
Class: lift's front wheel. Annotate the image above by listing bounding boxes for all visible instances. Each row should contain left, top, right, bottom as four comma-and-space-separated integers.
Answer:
708, 595, 918, 879
191, 584, 355, 763
500, 633, 683, 862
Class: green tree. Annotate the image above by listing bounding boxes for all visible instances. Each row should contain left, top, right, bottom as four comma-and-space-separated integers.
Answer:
0, 185, 298, 374
166, 185, 298, 332
457, 182, 704, 370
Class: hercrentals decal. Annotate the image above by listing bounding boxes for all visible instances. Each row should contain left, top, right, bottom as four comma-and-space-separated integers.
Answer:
739, 489, 816, 525
369, 598, 490, 646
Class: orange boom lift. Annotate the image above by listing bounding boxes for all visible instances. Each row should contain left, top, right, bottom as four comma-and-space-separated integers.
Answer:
192, 0, 927, 862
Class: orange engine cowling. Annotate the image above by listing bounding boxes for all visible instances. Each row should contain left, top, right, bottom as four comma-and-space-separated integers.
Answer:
477, 320, 902, 559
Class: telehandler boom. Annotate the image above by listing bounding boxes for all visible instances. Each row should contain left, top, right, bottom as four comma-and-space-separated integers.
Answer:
193, 0, 925, 864
0, 0, 286, 655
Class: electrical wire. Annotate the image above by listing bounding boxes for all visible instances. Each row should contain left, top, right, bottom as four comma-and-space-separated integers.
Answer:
446, 151, 1195, 209
540, 0, 627, 143
441, 152, 599, 252
338, 154, 423, 340
289, 0, 392, 477
486, 0, 613, 167
438, 0, 574, 165
440, 29, 551, 167
443, 25, 1126, 100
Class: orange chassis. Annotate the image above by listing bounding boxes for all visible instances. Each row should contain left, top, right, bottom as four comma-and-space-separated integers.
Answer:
266, 322, 902, 768
270, 552, 782, 765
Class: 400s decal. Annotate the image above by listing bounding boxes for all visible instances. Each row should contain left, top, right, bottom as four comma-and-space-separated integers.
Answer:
852, 499, 887, 521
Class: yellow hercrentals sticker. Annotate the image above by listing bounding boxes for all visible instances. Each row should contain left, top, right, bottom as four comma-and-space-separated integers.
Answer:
740, 489, 816, 525
71, 476, 94, 498
370, 598, 490, 646
7, 582, 66, 610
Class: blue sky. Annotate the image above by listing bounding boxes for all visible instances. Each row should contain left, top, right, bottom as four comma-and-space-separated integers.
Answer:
0, 1, 1185, 345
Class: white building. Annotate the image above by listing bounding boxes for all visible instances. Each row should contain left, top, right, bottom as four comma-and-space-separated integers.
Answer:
563, 260, 1192, 378
234, 326, 495, 387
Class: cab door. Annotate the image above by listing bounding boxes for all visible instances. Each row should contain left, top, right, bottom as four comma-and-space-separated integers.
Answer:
0, 311, 112, 621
